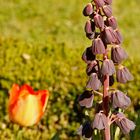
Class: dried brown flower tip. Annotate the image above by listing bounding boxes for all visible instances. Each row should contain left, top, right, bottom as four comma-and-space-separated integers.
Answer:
115, 113, 136, 134
86, 73, 101, 90
92, 37, 106, 55
78, 90, 94, 108
92, 112, 108, 130
93, 0, 105, 8
111, 90, 131, 109
107, 16, 117, 29
83, 3, 94, 16
102, 27, 116, 44
103, 5, 112, 18
94, 13, 104, 30
116, 66, 134, 83
103, 0, 112, 5
82, 47, 96, 63
86, 60, 98, 76
111, 45, 128, 64
77, 121, 93, 139
101, 59, 115, 75
114, 29, 123, 44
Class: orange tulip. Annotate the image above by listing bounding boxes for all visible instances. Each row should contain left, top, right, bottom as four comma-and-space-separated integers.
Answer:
8, 84, 49, 126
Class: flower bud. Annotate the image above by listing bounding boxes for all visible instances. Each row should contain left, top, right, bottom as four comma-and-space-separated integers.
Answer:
103, 5, 112, 18
103, 0, 112, 4
92, 38, 106, 55
114, 29, 123, 44
107, 16, 117, 29
93, 0, 105, 8
101, 59, 115, 76
111, 90, 131, 109
82, 47, 96, 63
8, 84, 49, 126
77, 121, 93, 139
86, 60, 98, 76
116, 66, 134, 83
83, 3, 94, 16
111, 45, 128, 64
115, 113, 136, 134
78, 90, 94, 108
102, 27, 116, 44
86, 73, 101, 90
94, 13, 104, 30
92, 112, 108, 130
85, 20, 95, 34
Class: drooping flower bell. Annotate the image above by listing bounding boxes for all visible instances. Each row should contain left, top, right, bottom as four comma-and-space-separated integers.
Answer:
102, 5, 112, 18
8, 84, 49, 126
101, 59, 115, 75
94, 13, 104, 30
115, 113, 136, 134
86, 73, 101, 90
116, 66, 134, 83
93, 0, 105, 8
84, 20, 95, 40
86, 60, 98, 76
111, 90, 131, 109
111, 45, 128, 64
102, 27, 116, 44
78, 90, 94, 108
114, 29, 123, 45
92, 37, 106, 55
83, 3, 94, 17
77, 121, 93, 140
82, 47, 96, 63
92, 112, 108, 130
106, 16, 117, 29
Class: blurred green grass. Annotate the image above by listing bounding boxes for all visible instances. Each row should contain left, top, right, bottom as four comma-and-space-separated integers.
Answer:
0, 0, 140, 139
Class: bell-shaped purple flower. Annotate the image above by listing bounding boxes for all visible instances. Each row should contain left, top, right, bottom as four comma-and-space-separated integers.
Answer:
85, 20, 95, 34
102, 27, 116, 44
92, 37, 106, 55
101, 59, 115, 75
92, 112, 108, 130
115, 113, 136, 134
107, 16, 117, 29
94, 13, 104, 30
114, 29, 123, 44
103, 0, 112, 4
116, 66, 134, 83
86, 73, 101, 90
103, 5, 112, 18
77, 121, 93, 139
83, 3, 94, 16
93, 0, 105, 8
82, 47, 96, 63
78, 90, 94, 108
111, 45, 128, 64
86, 60, 98, 76
111, 90, 131, 109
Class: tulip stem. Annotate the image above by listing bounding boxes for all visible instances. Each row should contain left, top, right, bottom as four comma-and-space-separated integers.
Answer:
103, 54, 110, 140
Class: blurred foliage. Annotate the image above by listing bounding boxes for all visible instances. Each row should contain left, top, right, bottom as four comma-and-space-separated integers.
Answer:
0, 0, 140, 139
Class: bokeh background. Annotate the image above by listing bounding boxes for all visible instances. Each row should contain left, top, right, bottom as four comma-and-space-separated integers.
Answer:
0, 0, 140, 139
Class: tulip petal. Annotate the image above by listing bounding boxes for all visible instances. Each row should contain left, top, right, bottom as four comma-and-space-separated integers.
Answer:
9, 84, 20, 105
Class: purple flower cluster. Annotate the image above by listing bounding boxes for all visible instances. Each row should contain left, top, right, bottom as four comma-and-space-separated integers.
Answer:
77, 0, 135, 139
